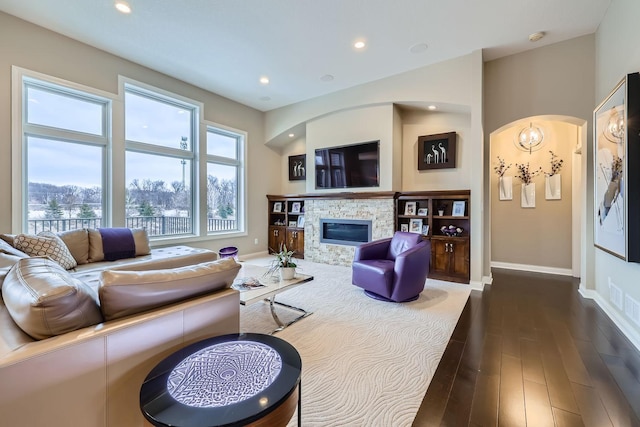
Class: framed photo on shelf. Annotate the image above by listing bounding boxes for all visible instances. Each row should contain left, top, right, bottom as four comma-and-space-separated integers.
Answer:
452, 201, 466, 217
273, 202, 282, 213
422, 225, 429, 235
409, 218, 423, 234
417, 208, 428, 216
404, 201, 416, 216
288, 221, 297, 227
291, 202, 301, 213
418, 132, 457, 170
297, 215, 305, 228
400, 223, 409, 232
594, 71, 640, 262
288, 154, 306, 181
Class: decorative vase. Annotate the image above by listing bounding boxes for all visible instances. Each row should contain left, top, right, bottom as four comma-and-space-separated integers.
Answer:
545, 174, 561, 200
438, 210, 444, 216
499, 176, 513, 200
521, 183, 535, 208
279, 267, 296, 280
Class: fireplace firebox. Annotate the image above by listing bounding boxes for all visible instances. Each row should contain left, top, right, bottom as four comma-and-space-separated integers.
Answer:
319, 219, 372, 246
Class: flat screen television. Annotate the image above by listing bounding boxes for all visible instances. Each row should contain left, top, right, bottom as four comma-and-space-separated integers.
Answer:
315, 141, 380, 189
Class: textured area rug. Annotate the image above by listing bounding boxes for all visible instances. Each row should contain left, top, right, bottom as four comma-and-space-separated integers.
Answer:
239, 257, 470, 427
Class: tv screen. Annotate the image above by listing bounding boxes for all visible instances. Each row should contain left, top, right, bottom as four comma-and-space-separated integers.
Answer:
315, 141, 380, 189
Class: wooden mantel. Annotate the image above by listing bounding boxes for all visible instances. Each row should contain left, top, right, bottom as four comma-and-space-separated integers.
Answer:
267, 191, 396, 201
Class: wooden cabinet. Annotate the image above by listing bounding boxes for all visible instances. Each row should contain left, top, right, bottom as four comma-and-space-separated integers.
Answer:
396, 190, 470, 284
430, 236, 470, 283
267, 195, 305, 258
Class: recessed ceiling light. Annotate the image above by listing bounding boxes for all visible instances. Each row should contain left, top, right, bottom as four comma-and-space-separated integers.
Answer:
428, 105, 437, 110
409, 43, 428, 54
529, 31, 545, 42
260, 96, 271, 102
259, 76, 270, 85
320, 74, 334, 82
354, 40, 366, 49
115, 1, 131, 14
289, 133, 295, 138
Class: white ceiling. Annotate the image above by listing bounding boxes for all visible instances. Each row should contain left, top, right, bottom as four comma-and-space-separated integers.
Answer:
0, 0, 611, 112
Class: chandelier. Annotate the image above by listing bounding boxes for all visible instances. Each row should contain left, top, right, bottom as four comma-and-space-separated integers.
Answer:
514, 122, 545, 154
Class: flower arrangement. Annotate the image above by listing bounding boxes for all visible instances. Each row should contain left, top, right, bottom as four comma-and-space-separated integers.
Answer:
545, 150, 564, 176
493, 156, 512, 177
441, 225, 464, 237
265, 244, 298, 278
515, 162, 542, 185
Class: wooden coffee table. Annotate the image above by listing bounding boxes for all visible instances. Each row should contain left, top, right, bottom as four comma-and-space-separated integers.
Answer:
234, 263, 314, 333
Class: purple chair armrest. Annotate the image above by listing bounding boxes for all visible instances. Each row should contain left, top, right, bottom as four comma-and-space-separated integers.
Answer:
393, 240, 431, 288
354, 238, 392, 261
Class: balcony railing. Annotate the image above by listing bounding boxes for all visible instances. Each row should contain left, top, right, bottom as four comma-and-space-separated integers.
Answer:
28, 217, 237, 236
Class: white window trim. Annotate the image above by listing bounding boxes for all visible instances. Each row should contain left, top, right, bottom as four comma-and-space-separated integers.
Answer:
202, 120, 248, 239
11, 66, 115, 233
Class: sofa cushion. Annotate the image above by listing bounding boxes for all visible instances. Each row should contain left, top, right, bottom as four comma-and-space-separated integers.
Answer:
98, 257, 241, 321
57, 229, 89, 265
2, 257, 103, 340
88, 228, 150, 262
14, 232, 77, 270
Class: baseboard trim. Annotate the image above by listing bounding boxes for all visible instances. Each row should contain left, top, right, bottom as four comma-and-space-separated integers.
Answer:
469, 280, 484, 291
238, 250, 269, 261
580, 289, 640, 353
490, 261, 573, 276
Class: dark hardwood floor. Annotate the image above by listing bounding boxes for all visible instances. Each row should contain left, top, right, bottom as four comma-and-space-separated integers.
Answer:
413, 269, 640, 427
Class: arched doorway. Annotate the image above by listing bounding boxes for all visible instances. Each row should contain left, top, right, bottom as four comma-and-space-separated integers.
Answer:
488, 115, 587, 277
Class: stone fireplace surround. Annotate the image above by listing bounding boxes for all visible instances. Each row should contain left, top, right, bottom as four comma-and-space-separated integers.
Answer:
302, 192, 395, 266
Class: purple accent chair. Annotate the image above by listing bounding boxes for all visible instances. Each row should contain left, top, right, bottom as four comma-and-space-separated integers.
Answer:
352, 231, 431, 302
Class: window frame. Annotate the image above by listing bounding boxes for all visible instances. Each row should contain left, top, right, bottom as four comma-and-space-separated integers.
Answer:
12, 67, 114, 232
204, 122, 247, 236
123, 81, 200, 239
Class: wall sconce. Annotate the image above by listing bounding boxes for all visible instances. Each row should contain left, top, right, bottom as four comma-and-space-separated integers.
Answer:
604, 108, 625, 143
514, 122, 545, 154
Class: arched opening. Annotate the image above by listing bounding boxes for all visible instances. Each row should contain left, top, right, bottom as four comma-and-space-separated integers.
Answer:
488, 115, 587, 277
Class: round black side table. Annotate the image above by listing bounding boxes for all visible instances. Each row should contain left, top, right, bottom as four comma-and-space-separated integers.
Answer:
140, 333, 301, 427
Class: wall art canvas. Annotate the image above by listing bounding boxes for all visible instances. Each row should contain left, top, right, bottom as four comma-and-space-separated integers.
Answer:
288, 154, 306, 181
594, 72, 640, 262
418, 132, 456, 170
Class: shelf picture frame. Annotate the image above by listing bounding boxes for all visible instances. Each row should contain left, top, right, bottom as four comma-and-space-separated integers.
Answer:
291, 202, 301, 213
417, 208, 428, 216
418, 132, 457, 170
273, 202, 282, 213
297, 215, 305, 228
288, 154, 306, 181
400, 223, 409, 232
288, 221, 297, 227
422, 225, 429, 235
594, 72, 640, 262
404, 201, 416, 216
409, 218, 423, 234
452, 201, 466, 217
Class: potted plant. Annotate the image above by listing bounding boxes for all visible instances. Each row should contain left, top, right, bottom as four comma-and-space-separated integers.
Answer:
437, 204, 446, 216
268, 244, 298, 280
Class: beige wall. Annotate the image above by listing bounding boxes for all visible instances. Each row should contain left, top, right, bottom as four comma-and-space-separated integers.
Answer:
490, 120, 576, 270
593, 0, 640, 347
0, 12, 280, 255
483, 35, 595, 277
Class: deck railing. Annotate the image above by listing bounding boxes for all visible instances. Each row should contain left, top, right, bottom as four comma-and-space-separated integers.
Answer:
27, 217, 237, 236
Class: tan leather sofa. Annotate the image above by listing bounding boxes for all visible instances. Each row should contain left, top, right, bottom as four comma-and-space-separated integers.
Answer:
0, 235, 242, 427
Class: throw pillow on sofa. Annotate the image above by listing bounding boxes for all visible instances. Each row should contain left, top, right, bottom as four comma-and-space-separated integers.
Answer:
0, 239, 29, 290
88, 228, 151, 262
57, 229, 89, 265
2, 257, 103, 340
98, 257, 241, 320
14, 232, 77, 270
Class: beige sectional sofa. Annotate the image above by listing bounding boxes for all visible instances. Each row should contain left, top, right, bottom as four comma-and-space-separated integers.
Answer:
0, 229, 242, 427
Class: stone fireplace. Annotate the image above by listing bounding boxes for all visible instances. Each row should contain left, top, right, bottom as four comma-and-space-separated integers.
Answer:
304, 194, 395, 266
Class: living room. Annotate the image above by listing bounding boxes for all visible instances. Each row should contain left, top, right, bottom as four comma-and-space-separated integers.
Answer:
1, 0, 640, 424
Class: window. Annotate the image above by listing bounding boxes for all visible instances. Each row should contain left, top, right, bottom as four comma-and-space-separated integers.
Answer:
206, 126, 245, 233
124, 85, 197, 237
20, 77, 110, 233
14, 69, 247, 242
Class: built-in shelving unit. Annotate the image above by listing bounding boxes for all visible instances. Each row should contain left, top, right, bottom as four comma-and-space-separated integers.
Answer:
396, 190, 470, 283
267, 195, 305, 258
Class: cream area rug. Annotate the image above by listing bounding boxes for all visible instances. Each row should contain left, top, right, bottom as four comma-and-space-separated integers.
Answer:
238, 257, 471, 427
